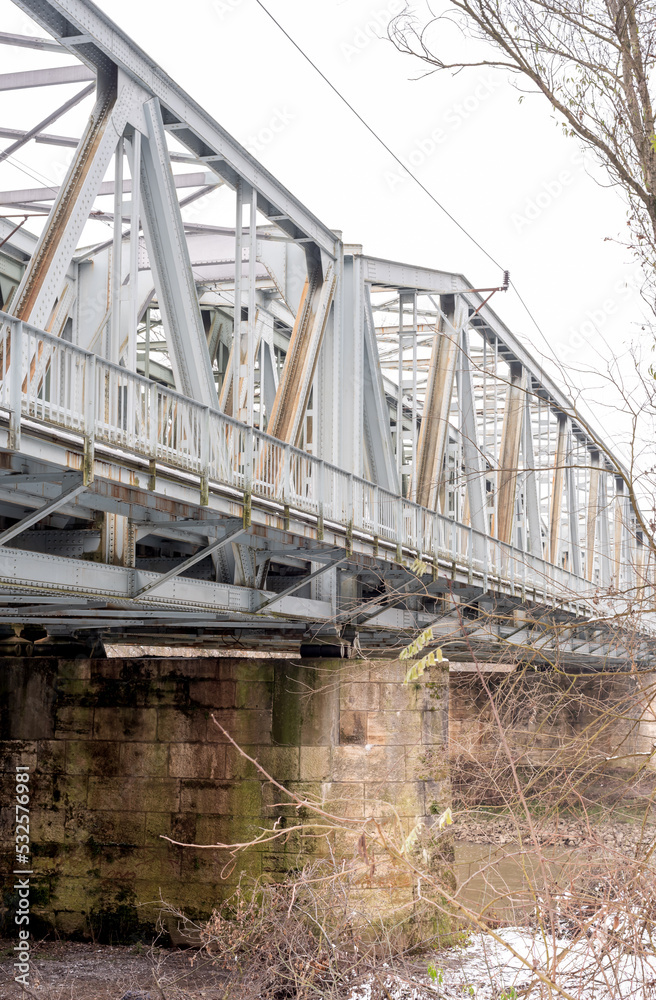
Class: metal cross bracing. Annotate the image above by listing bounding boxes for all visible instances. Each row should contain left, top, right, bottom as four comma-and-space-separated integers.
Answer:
0, 0, 652, 665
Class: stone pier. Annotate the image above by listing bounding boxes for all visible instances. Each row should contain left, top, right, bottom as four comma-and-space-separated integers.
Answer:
0, 655, 450, 940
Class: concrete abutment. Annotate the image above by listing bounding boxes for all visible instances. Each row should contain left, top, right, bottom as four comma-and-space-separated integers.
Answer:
0, 655, 451, 941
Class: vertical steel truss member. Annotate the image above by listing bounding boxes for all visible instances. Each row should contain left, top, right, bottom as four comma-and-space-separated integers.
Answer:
218, 180, 244, 419
597, 469, 612, 587
565, 425, 582, 577
522, 391, 542, 558
614, 477, 626, 588
497, 362, 526, 547
363, 283, 397, 492
586, 451, 601, 581
456, 321, 487, 538
549, 414, 567, 566
267, 252, 336, 446
139, 97, 217, 408
395, 289, 418, 489
339, 254, 364, 476
415, 295, 463, 510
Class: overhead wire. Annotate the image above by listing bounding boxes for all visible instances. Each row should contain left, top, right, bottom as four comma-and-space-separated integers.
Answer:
253, 0, 556, 355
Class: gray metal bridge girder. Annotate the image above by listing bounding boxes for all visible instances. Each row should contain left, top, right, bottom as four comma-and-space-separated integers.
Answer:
9, 0, 339, 258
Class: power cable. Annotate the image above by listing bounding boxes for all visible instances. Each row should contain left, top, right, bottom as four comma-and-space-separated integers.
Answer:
254, 0, 505, 273
253, 0, 560, 358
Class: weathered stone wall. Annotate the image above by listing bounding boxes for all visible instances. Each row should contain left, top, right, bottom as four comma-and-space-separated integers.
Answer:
0, 655, 449, 940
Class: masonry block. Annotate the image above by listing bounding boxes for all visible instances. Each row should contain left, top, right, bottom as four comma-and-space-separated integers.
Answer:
225, 745, 299, 781
157, 706, 207, 742
87, 776, 179, 813
339, 710, 367, 745
75, 809, 146, 846
365, 780, 425, 819
366, 710, 422, 746
93, 707, 158, 742
340, 682, 380, 712
37, 740, 67, 774
188, 678, 237, 708
205, 709, 272, 744
66, 740, 121, 776
300, 746, 331, 780
169, 742, 226, 779
120, 742, 170, 777
55, 707, 94, 739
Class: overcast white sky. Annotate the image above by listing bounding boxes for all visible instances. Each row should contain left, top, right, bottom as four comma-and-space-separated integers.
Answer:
1, 0, 651, 463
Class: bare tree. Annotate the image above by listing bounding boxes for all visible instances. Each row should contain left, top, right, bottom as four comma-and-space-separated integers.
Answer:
389, 0, 656, 304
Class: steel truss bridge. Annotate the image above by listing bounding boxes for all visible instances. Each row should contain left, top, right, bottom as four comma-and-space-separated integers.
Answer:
0, 0, 651, 665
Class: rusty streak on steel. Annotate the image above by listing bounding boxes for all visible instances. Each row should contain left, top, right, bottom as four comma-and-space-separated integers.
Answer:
414, 297, 459, 510
12, 79, 117, 323
497, 364, 526, 547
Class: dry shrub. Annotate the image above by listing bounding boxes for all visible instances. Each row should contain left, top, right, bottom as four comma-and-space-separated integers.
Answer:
157, 859, 444, 999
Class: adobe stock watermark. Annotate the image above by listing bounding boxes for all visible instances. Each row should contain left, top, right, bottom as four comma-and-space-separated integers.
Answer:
244, 107, 295, 157
340, 0, 405, 61
384, 76, 501, 191
555, 273, 641, 363
212, 0, 244, 18
14, 764, 31, 988
512, 147, 597, 232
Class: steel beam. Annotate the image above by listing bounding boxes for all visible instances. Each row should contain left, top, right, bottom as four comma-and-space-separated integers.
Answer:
0, 171, 217, 207
497, 363, 526, 547
565, 426, 582, 578
0, 476, 85, 545
340, 254, 365, 476
9, 0, 339, 257
415, 295, 461, 510
586, 452, 600, 581
0, 30, 64, 51
267, 256, 336, 446
139, 97, 218, 406
456, 321, 487, 538
257, 555, 346, 611
10, 76, 133, 328
549, 415, 567, 566
133, 521, 245, 598
0, 64, 94, 91
0, 83, 94, 166
362, 283, 397, 492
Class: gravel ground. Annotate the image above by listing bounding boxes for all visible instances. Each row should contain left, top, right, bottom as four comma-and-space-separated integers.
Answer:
0, 941, 230, 1000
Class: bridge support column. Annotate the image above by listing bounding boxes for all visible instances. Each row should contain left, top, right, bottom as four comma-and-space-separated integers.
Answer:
0, 654, 452, 943
270, 656, 453, 937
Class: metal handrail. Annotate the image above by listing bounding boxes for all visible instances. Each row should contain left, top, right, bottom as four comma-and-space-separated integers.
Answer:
0, 309, 643, 607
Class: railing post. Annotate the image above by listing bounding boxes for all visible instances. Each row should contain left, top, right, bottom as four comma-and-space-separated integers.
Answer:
243, 424, 253, 528
468, 525, 473, 585
317, 460, 325, 540
282, 442, 291, 528
83, 353, 96, 485
346, 473, 354, 555
8, 320, 22, 451
200, 405, 210, 506
148, 381, 158, 491
373, 483, 380, 544
396, 496, 403, 563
